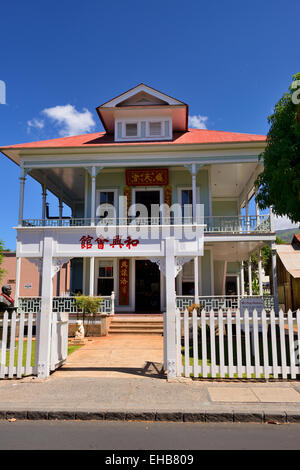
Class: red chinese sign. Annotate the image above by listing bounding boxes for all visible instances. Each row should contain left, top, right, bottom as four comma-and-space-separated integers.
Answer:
80, 235, 139, 250
119, 259, 130, 305
126, 168, 169, 186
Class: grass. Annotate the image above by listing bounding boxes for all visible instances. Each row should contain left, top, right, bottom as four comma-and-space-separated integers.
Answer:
5, 340, 83, 368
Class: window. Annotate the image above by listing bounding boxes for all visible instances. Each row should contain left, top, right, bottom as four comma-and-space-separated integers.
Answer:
126, 123, 138, 137
97, 190, 117, 220
149, 122, 162, 137
181, 189, 193, 221
97, 261, 114, 296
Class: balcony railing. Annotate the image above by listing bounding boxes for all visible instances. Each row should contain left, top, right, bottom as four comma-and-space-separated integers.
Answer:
21, 215, 272, 233
18, 294, 115, 315
176, 295, 275, 312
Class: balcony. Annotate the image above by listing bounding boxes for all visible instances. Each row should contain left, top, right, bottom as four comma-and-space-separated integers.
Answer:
21, 215, 272, 234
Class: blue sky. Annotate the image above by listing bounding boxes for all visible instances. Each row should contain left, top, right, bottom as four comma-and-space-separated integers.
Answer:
0, 0, 299, 249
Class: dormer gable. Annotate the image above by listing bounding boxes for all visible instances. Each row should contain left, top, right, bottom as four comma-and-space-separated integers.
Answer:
96, 83, 188, 141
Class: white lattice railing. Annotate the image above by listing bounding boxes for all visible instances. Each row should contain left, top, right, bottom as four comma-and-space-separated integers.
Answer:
176, 295, 275, 312
18, 294, 115, 315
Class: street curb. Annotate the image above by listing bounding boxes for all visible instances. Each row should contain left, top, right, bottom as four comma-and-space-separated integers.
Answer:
0, 409, 298, 423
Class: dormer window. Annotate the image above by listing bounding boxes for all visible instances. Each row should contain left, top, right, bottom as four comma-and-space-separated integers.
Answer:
126, 123, 138, 137
149, 122, 162, 137
115, 118, 172, 142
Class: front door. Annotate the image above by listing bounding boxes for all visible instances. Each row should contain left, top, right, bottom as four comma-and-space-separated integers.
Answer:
135, 260, 161, 312
134, 190, 161, 223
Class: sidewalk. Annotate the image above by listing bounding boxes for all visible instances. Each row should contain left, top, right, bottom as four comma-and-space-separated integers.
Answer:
1, 374, 300, 423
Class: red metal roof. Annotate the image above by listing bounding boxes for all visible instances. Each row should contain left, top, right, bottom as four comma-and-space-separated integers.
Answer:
0, 128, 266, 150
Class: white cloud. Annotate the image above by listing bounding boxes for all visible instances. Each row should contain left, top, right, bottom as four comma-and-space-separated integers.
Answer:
42, 104, 96, 136
274, 215, 299, 231
188, 114, 208, 129
27, 118, 44, 132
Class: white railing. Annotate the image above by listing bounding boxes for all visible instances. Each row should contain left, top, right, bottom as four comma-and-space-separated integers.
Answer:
176, 295, 275, 312
0, 310, 37, 379
21, 215, 272, 233
176, 308, 300, 379
18, 293, 115, 315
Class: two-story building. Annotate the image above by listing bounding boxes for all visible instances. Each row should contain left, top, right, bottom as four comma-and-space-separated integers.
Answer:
1, 83, 278, 320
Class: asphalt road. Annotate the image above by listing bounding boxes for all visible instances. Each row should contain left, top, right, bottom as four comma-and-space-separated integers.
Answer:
1, 421, 300, 450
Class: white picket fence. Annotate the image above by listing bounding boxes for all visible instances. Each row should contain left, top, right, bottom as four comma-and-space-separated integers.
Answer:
176, 308, 300, 379
50, 312, 68, 371
0, 310, 38, 379
0, 309, 69, 379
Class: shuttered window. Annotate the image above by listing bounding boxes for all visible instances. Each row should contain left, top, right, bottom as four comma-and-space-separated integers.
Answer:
149, 122, 162, 137
125, 123, 138, 137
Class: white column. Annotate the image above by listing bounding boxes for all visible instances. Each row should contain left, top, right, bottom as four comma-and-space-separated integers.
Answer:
240, 261, 245, 296
42, 184, 47, 220
258, 250, 263, 296
192, 164, 197, 224
84, 170, 88, 220
255, 195, 260, 226
194, 256, 199, 303
245, 201, 249, 232
271, 245, 279, 313
37, 237, 53, 379
82, 258, 86, 295
165, 237, 176, 379
91, 166, 96, 226
89, 256, 95, 296
248, 257, 253, 296
18, 165, 26, 226
15, 257, 21, 307
270, 206, 275, 232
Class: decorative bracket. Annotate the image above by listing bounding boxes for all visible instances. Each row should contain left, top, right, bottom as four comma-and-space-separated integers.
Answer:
184, 163, 204, 175
85, 166, 104, 178
149, 256, 192, 278
28, 257, 43, 273
52, 257, 73, 279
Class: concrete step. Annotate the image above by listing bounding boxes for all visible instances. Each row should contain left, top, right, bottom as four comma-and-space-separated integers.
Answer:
109, 316, 164, 335
110, 328, 163, 333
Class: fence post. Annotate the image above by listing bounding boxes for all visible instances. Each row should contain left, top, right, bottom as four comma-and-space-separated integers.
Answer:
165, 237, 177, 379
37, 237, 53, 378
111, 291, 115, 315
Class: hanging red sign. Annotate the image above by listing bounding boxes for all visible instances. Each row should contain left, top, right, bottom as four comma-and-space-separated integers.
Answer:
119, 259, 130, 306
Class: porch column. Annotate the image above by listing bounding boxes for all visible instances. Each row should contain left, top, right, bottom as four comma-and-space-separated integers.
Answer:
258, 250, 263, 296
271, 244, 279, 313
255, 193, 260, 226
37, 237, 53, 379
165, 237, 176, 379
192, 164, 197, 224
194, 256, 199, 303
84, 170, 88, 219
91, 166, 96, 226
18, 165, 26, 226
42, 184, 47, 220
245, 200, 249, 232
248, 256, 253, 296
89, 257, 95, 296
15, 257, 21, 307
240, 261, 245, 296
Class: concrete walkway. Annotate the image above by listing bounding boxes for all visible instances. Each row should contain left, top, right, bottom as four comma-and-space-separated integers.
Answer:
56, 334, 164, 378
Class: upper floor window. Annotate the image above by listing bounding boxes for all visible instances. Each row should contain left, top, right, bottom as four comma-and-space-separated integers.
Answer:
115, 118, 172, 142
126, 123, 138, 137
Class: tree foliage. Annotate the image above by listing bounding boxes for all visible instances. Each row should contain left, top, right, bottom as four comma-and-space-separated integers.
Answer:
255, 73, 300, 223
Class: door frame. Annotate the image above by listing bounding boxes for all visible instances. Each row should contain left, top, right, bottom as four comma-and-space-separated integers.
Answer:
131, 186, 164, 220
